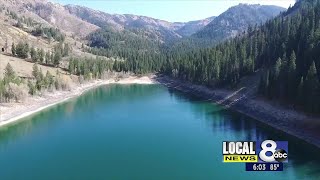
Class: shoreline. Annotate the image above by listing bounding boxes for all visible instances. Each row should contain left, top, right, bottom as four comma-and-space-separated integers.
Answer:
0, 76, 155, 127
155, 76, 320, 148
2, 74, 320, 149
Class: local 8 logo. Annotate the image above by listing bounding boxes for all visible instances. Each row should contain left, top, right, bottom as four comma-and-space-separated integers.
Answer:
259, 140, 288, 162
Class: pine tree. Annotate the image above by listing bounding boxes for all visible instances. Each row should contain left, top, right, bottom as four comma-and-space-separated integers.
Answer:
23, 43, 29, 58
50, 52, 54, 63
45, 71, 54, 88
28, 80, 37, 95
15, 42, 29, 58
68, 58, 74, 74
38, 48, 45, 63
297, 77, 304, 106
11, 42, 16, 56
53, 51, 61, 67
45, 51, 51, 64
4, 63, 15, 84
63, 43, 69, 57
30, 46, 37, 62
288, 51, 297, 99
305, 62, 319, 112
32, 63, 39, 79
36, 68, 44, 91
274, 58, 282, 78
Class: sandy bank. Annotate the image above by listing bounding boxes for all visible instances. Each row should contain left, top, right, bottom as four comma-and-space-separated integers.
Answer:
0, 76, 155, 127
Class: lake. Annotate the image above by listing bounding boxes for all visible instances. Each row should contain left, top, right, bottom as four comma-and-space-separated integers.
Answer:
0, 84, 320, 179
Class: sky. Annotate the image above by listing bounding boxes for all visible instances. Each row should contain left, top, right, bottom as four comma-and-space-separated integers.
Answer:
52, 0, 296, 22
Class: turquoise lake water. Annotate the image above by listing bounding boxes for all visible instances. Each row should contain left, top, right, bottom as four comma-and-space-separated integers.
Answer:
0, 84, 319, 179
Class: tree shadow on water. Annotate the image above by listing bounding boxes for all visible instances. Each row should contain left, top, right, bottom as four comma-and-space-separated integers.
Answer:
165, 86, 320, 178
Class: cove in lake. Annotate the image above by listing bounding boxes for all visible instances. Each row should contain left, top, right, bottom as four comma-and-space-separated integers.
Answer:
0, 84, 320, 180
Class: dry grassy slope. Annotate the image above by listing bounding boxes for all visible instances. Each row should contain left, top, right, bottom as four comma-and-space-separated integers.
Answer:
0, 16, 98, 60
64, 4, 182, 37
0, 2, 103, 59
30, 2, 99, 37
1, 0, 99, 38
0, 21, 52, 52
0, 54, 68, 79
0, 2, 107, 82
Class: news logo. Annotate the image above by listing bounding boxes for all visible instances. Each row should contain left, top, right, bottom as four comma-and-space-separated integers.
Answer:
257, 140, 288, 163
222, 140, 288, 163
223, 141, 258, 162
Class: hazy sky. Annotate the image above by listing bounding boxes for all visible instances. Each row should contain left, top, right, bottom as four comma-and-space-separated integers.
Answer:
53, 0, 296, 22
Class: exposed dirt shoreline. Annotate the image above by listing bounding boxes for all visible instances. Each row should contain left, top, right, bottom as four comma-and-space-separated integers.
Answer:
155, 76, 320, 148
2, 75, 320, 149
0, 76, 155, 127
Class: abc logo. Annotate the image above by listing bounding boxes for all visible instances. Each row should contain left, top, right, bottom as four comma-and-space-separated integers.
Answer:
273, 149, 288, 162
259, 140, 288, 162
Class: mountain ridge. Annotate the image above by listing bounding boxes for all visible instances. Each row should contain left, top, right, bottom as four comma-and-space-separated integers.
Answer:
0, 0, 99, 37
193, 3, 285, 41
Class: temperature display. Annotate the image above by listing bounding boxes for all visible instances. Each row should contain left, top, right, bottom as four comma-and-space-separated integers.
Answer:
246, 163, 283, 171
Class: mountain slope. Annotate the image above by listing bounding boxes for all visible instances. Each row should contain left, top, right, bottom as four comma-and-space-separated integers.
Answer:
64, 4, 182, 42
160, 0, 320, 113
64, 4, 214, 41
0, 0, 99, 37
174, 16, 216, 37
193, 4, 285, 42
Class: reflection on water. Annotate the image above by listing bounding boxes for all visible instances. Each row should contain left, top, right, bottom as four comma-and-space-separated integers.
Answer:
0, 85, 162, 145
0, 102, 68, 146
169, 88, 320, 179
0, 84, 319, 179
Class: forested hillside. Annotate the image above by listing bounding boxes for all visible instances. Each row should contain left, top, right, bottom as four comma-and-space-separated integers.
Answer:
258, 0, 320, 112
165, 0, 320, 113
2, 0, 318, 113
83, 0, 319, 113
87, 27, 162, 55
